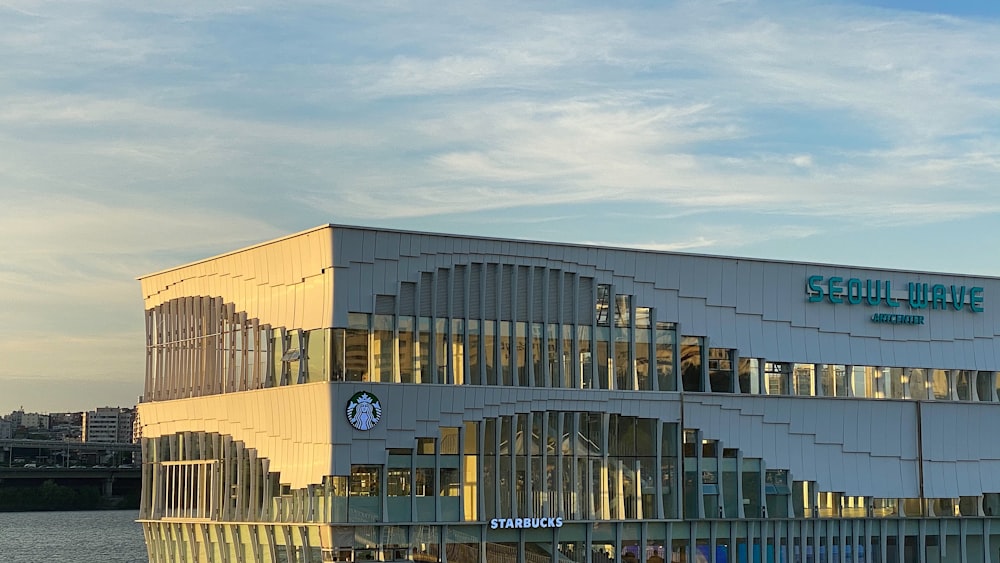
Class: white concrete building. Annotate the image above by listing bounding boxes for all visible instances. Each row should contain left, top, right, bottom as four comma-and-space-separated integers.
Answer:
136, 225, 1000, 563
83, 407, 134, 443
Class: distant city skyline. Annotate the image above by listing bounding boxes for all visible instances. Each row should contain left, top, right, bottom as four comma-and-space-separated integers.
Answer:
3, 0, 1000, 413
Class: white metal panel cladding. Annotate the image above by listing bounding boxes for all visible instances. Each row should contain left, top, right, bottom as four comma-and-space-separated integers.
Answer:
310, 226, 1000, 369
684, 395, 921, 498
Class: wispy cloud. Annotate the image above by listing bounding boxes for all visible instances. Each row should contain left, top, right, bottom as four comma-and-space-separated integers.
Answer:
2, 0, 1000, 411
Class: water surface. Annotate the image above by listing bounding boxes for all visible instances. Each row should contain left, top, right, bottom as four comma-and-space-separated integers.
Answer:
0, 510, 146, 563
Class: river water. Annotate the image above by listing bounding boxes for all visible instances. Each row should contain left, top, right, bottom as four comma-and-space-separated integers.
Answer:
0, 510, 147, 562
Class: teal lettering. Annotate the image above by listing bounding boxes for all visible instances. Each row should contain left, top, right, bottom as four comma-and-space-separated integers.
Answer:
885, 280, 900, 307
846, 278, 862, 304
950, 285, 966, 311
828, 277, 844, 304
865, 280, 881, 306
931, 284, 946, 309
807, 275, 824, 302
971, 287, 984, 312
908, 283, 927, 309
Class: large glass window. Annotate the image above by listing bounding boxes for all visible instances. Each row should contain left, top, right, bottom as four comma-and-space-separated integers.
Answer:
708, 349, 734, 393
655, 323, 676, 392
373, 314, 395, 383
680, 337, 703, 392
596, 284, 611, 326
977, 371, 994, 402
932, 369, 951, 400
417, 317, 431, 384
852, 366, 884, 398
792, 363, 815, 396
579, 326, 593, 389
596, 327, 612, 390
636, 309, 653, 391
562, 325, 575, 389
739, 358, 760, 394
818, 364, 848, 397
888, 367, 905, 399
909, 368, 928, 400
531, 323, 545, 387
398, 317, 415, 383
515, 322, 528, 387
451, 319, 465, 385
345, 314, 370, 382
467, 320, 481, 385
483, 321, 496, 386
435, 319, 450, 384
764, 362, 789, 395
546, 324, 559, 388
957, 370, 973, 401
500, 321, 513, 386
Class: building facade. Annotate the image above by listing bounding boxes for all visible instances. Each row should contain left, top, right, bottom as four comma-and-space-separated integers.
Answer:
83, 406, 135, 443
137, 225, 1000, 563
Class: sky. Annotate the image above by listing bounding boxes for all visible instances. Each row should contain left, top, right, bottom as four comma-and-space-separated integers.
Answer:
1, 0, 999, 414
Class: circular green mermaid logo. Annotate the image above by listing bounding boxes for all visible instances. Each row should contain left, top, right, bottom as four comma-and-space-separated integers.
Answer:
346, 391, 382, 431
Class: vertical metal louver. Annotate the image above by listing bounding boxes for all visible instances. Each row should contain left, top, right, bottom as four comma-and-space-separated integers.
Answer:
548, 270, 560, 321
578, 277, 594, 324
485, 263, 498, 318
516, 266, 530, 320
532, 267, 545, 322
436, 268, 450, 318
469, 263, 482, 318
453, 265, 466, 318
562, 274, 575, 322
420, 272, 433, 317
375, 295, 396, 315
501, 265, 514, 320
399, 282, 417, 316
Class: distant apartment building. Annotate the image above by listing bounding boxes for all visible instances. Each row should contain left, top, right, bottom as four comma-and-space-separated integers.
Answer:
82, 407, 135, 443
9, 410, 50, 430
0, 418, 11, 439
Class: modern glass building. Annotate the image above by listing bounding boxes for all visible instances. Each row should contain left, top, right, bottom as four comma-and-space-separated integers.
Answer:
137, 225, 1000, 563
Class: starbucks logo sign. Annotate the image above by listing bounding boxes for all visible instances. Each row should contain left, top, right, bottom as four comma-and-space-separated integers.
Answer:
346, 391, 382, 431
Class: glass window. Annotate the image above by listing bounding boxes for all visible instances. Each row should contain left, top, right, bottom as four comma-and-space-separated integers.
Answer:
909, 368, 928, 400
888, 367, 905, 399
483, 321, 496, 386
852, 366, 884, 398
579, 326, 593, 389
417, 317, 431, 384
531, 323, 545, 387
304, 329, 328, 383
636, 322, 653, 391
467, 320, 481, 385
596, 284, 611, 326
500, 321, 513, 386
345, 314, 369, 382
562, 325, 575, 389
515, 322, 528, 387
615, 294, 631, 327
398, 317, 416, 383
680, 337, 703, 392
373, 315, 395, 383
655, 323, 676, 392
739, 358, 760, 394
615, 326, 634, 390
977, 371, 994, 402
957, 370, 973, 401
818, 364, 848, 397
547, 324, 559, 388
435, 319, 450, 384
596, 327, 612, 390
764, 362, 789, 395
792, 364, 815, 396
451, 319, 465, 385
932, 369, 951, 400
708, 349, 734, 393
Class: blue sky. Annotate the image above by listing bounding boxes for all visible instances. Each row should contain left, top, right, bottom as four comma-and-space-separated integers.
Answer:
1, 0, 999, 413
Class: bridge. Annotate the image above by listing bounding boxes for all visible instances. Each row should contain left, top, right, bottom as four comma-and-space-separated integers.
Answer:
0, 438, 141, 468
